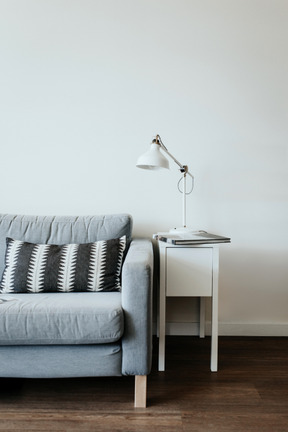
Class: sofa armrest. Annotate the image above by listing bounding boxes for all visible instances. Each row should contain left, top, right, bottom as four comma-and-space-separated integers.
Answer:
121, 238, 153, 376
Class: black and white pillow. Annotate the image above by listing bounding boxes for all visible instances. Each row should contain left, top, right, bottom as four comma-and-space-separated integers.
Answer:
0, 236, 126, 293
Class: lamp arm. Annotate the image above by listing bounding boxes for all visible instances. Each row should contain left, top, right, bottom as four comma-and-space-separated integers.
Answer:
155, 135, 194, 180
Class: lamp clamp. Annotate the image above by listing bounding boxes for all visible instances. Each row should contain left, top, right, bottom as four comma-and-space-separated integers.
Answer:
180, 165, 188, 175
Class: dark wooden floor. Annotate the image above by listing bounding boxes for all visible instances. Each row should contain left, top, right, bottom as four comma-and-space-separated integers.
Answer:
0, 336, 288, 431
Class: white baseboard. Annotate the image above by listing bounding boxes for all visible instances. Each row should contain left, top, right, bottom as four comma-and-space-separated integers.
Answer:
166, 322, 200, 336
218, 322, 288, 337
162, 322, 288, 337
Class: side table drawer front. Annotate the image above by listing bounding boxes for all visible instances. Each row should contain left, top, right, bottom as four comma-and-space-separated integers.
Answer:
166, 247, 213, 297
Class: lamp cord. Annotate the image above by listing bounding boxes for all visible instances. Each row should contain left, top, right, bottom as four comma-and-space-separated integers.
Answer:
177, 175, 194, 195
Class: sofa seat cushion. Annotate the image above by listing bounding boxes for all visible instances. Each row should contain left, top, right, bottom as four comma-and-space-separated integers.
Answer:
0, 293, 123, 345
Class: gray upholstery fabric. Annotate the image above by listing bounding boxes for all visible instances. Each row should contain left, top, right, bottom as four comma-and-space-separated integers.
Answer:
0, 344, 122, 378
121, 239, 154, 376
0, 214, 132, 277
0, 213, 153, 379
0, 293, 123, 345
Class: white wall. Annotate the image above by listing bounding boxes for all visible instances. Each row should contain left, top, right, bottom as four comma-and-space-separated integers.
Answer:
1, 0, 287, 335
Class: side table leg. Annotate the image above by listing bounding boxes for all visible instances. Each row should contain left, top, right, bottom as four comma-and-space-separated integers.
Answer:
158, 300, 166, 371
200, 297, 206, 338
210, 247, 219, 372
158, 244, 166, 371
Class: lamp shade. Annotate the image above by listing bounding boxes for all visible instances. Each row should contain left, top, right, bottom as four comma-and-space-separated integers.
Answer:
136, 143, 169, 170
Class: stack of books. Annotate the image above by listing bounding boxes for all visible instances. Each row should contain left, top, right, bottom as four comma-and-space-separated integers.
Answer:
155, 231, 231, 245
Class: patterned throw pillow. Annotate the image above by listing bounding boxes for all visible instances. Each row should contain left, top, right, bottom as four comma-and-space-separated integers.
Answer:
0, 236, 126, 293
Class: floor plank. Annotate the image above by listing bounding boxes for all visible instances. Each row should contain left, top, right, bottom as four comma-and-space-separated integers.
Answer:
0, 336, 288, 431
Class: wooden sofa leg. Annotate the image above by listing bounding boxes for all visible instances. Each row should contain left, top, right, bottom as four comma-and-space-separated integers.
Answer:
134, 375, 147, 408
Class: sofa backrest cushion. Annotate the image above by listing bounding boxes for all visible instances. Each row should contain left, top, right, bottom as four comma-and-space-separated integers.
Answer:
0, 214, 132, 278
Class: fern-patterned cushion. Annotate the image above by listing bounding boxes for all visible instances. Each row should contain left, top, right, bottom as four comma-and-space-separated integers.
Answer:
0, 236, 126, 293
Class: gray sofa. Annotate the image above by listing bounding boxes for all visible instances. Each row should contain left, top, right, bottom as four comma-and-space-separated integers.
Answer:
0, 213, 153, 408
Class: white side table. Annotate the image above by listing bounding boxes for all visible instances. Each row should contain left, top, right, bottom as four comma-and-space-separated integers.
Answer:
155, 235, 221, 372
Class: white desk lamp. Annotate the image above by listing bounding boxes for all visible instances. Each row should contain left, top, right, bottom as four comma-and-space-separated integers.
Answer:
136, 134, 195, 234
